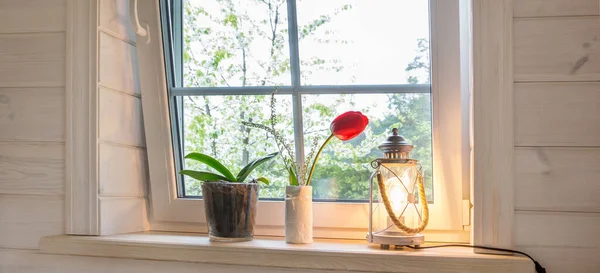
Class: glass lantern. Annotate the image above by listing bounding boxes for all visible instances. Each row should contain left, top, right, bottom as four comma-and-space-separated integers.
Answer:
367, 128, 429, 249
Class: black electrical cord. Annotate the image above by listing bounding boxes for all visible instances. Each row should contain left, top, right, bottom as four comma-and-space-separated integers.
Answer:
405, 244, 546, 273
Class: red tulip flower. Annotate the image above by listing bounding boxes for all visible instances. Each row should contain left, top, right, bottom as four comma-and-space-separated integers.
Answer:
330, 111, 370, 141
306, 111, 369, 186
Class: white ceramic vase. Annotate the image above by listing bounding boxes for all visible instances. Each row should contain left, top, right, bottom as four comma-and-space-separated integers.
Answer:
285, 185, 313, 244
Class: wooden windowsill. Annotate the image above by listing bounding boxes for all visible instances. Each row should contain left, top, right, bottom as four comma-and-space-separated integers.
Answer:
39, 232, 533, 273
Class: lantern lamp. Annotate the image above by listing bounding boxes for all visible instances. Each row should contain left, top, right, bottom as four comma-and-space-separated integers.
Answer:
367, 128, 429, 249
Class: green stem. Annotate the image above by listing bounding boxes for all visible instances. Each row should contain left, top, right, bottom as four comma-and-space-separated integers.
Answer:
305, 134, 335, 186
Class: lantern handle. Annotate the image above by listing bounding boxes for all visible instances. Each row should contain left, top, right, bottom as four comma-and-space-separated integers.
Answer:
376, 165, 429, 234
370, 159, 381, 169
368, 169, 379, 240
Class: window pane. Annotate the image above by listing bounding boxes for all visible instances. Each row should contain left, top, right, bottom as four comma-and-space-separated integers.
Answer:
183, 0, 291, 87
302, 93, 433, 202
182, 95, 294, 197
296, 0, 430, 85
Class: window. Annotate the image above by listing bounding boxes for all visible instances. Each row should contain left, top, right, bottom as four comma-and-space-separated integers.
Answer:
145, 0, 470, 241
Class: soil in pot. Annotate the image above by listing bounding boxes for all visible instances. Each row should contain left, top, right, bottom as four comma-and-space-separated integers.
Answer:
202, 181, 258, 242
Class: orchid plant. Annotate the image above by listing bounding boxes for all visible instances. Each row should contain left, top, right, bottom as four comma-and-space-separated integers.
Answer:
243, 92, 369, 186
179, 152, 277, 184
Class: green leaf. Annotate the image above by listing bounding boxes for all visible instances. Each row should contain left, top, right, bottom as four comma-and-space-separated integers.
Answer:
179, 170, 231, 182
183, 152, 236, 181
256, 177, 270, 185
288, 167, 299, 186
224, 13, 238, 29
236, 152, 278, 182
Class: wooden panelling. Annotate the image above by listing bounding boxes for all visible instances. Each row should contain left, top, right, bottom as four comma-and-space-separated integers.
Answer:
98, 32, 140, 96
512, 3, 600, 273
0, 88, 64, 141
99, 0, 136, 43
0, 0, 66, 33
65, 0, 100, 236
0, 63, 64, 87
0, 33, 65, 63
99, 197, 148, 235
99, 143, 147, 197
0, 250, 366, 273
0, 195, 63, 249
514, 0, 600, 18
514, 17, 600, 82
98, 87, 145, 147
515, 211, 600, 248
472, 0, 515, 249
515, 82, 600, 146
0, 142, 64, 196
517, 246, 600, 273
515, 147, 600, 212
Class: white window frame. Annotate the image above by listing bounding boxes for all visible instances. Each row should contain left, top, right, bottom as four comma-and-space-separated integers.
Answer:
137, 0, 471, 241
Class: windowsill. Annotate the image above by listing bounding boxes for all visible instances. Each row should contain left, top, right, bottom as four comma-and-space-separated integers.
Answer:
39, 232, 533, 272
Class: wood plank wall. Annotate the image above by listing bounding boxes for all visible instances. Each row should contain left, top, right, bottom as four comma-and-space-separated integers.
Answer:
0, 0, 149, 248
0, 0, 66, 249
513, 0, 600, 271
2, 1, 597, 270
96, 0, 149, 235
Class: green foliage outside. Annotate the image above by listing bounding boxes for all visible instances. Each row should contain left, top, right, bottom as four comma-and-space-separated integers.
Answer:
181, 0, 432, 201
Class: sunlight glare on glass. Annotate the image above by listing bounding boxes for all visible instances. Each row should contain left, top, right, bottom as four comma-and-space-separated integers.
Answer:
296, 0, 430, 85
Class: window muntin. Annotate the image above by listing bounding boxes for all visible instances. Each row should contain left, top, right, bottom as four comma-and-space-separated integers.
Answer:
182, 93, 433, 201
173, 0, 433, 202
170, 0, 433, 201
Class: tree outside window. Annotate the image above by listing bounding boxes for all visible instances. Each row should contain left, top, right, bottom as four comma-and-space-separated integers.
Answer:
180, 0, 432, 201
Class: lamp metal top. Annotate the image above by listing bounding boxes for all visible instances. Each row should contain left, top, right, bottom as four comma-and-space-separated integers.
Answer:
378, 128, 415, 160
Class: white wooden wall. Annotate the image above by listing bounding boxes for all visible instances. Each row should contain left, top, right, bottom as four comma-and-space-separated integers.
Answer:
0, 0, 149, 249
96, 0, 149, 235
0, 0, 66, 249
513, 0, 600, 272
2, 0, 599, 272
